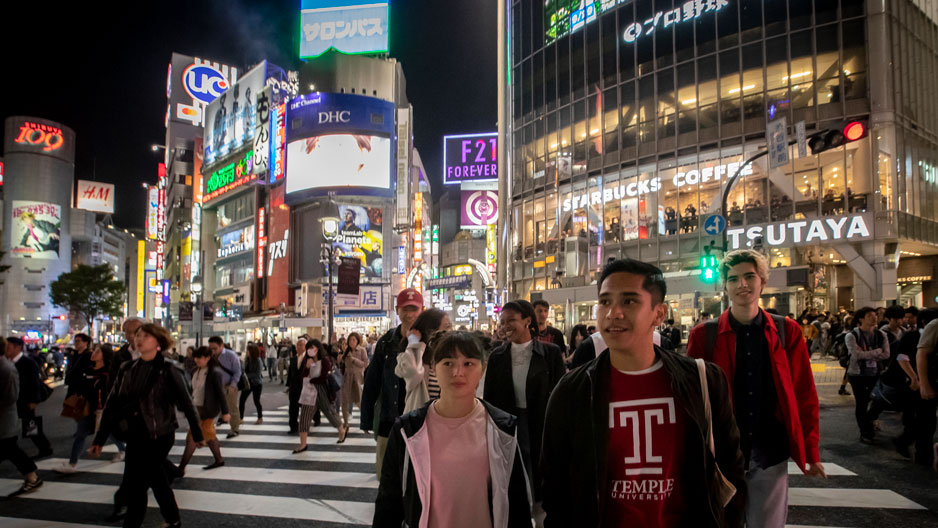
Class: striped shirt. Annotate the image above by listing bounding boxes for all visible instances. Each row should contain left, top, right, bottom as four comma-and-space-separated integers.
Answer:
427, 366, 441, 400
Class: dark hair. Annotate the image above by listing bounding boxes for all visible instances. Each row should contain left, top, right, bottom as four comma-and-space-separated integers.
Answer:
666, 319, 675, 325
906, 306, 920, 317
570, 324, 589, 344
412, 308, 448, 345
347, 332, 363, 350
854, 307, 877, 324
432, 331, 487, 365
501, 300, 538, 340
6, 336, 24, 348
192, 346, 219, 368
247, 344, 260, 361
532, 300, 550, 310
74, 333, 92, 346
598, 258, 666, 304
208, 336, 224, 346
918, 308, 938, 329
301, 339, 324, 376
94, 343, 114, 368
884, 305, 906, 321
136, 323, 174, 352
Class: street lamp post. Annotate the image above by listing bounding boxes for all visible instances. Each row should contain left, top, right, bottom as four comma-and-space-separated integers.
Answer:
191, 274, 203, 347
320, 197, 341, 345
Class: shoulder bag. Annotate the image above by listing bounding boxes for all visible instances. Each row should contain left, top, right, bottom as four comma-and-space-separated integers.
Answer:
695, 358, 737, 508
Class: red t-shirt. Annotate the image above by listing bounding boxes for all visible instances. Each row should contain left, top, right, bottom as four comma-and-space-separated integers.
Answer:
604, 361, 688, 527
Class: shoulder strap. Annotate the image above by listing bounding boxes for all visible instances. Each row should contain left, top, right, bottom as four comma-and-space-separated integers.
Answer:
695, 358, 715, 456
770, 314, 787, 351
703, 320, 719, 361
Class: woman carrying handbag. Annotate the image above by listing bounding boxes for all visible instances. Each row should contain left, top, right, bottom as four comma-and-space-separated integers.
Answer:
293, 339, 348, 454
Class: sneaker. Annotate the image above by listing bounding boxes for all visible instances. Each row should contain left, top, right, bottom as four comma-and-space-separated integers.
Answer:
226, 431, 240, 439
112, 452, 125, 462
53, 463, 77, 474
7, 477, 43, 497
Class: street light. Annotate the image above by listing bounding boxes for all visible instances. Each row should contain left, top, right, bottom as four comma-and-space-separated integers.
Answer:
191, 275, 203, 347
151, 144, 166, 152
320, 197, 341, 344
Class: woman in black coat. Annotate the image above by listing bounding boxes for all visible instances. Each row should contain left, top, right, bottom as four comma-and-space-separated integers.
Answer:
176, 346, 230, 475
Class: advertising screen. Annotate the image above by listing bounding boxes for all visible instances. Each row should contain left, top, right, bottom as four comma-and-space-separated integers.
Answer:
285, 92, 394, 201
443, 132, 498, 185
11, 201, 61, 259
460, 190, 499, 229
299, 0, 389, 58
75, 180, 115, 214
333, 205, 383, 278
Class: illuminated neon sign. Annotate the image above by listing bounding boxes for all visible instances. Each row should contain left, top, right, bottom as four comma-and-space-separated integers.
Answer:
204, 150, 256, 202
14, 121, 64, 152
624, 0, 729, 44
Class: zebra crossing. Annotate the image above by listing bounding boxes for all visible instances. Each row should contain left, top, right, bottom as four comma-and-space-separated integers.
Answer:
0, 405, 933, 527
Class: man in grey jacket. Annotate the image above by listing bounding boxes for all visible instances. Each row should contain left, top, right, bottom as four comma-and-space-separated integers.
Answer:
1, 350, 43, 497
209, 336, 242, 438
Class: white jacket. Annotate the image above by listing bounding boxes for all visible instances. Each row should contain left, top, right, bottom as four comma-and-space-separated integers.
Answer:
395, 339, 429, 414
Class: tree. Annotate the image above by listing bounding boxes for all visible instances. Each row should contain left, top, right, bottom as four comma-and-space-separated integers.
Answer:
50, 264, 126, 331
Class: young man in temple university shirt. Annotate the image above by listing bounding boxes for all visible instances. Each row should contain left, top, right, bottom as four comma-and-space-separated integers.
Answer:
540, 259, 746, 527
688, 249, 825, 528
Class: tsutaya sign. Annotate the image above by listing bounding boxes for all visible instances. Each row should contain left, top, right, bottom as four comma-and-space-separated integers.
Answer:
623, 0, 729, 44
728, 213, 873, 250
561, 161, 752, 212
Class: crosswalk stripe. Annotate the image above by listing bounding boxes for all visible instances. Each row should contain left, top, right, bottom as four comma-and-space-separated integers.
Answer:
0, 517, 109, 528
216, 423, 351, 433
788, 488, 926, 509
786, 462, 855, 476
0, 479, 375, 525
99, 444, 374, 463
173, 432, 377, 446
35, 459, 379, 489
253, 410, 362, 417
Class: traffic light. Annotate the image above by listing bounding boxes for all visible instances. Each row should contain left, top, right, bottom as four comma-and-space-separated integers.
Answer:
808, 120, 868, 154
700, 253, 720, 283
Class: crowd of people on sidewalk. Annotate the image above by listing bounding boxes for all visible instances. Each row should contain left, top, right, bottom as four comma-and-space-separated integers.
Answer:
2, 249, 937, 528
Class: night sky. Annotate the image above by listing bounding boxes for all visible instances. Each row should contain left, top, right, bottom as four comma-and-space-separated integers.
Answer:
1, 0, 497, 229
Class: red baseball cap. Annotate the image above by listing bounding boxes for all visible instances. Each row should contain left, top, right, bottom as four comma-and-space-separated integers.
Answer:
396, 288, 423, 309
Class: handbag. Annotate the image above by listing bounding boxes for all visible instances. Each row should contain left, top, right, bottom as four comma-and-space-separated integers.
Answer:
326, 369, 342, 403
237, 372, 250, 391
695, 358, 737, 508
61, 394, 92, 420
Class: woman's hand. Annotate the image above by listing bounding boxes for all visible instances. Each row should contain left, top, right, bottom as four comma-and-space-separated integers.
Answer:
87, 445, 103, 457
222, 413, 231, 423
408, 329, 422, 341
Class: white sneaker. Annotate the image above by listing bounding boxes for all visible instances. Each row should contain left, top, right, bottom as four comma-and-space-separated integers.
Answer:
54, 463, 77, 474
112, 452, 125, 463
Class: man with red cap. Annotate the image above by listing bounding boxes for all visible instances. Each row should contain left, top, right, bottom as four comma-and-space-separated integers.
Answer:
361, 288, 424, 479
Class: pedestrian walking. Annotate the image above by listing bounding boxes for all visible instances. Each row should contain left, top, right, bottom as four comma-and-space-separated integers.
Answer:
266, 341, 277, 381
5, 336, 53, 459
239, 344, 264, 424
287, 337, 306, 434
687, 249, 824, 528
56, 343, 125, 473
541, 259, 746, 527
373, 331, 531, 528
885, 309, 938, 460
395, 309, 451, 414
89, 323, 202, 528
916, 315, 938, 467
361, 288, 424, 479
293, 339, 348, 453
278, 338, 292, 384
846, 307, 891, 442
340, 332, 370, 430
484, 300, 564, 524
208, 336, 242, 438
1, 337, 43, 497
175, 346, 229, 476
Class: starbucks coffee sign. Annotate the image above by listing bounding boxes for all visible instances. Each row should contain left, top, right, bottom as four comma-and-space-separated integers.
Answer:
727, 213, 873, 250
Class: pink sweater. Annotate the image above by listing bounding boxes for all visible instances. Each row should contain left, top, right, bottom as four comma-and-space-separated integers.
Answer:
425, 401, 493, 528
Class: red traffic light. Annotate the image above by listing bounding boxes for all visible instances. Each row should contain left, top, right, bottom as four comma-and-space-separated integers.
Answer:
57, 314, 67, 320
843, 121, 866, 141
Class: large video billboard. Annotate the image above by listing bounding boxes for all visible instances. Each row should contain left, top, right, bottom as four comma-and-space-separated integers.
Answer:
332, 205, 383, 278
11, 201, 61, 259
299, 0, 389, 59
443, 132, 498, 185
284, 92, 394, 202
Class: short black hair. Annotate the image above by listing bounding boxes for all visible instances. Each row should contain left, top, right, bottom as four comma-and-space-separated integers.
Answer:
666, 319, 675, 325
74, 333, 91, 345
918, 308, 938, 329
6, 337, 24, 348
532, 300, 550, 309
598, 258, 666, 304
208, 336, 224, 346
501, 300, 535, 323
906, 306, 920, 317
854, 306, 877, 322
884, 305, 906, 320
432, 331, 487, 365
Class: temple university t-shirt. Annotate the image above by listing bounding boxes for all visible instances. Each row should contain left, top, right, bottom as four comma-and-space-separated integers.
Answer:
605, 360, 688, 527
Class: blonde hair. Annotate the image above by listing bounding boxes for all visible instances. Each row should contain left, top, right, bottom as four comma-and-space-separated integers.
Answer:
721, 249, 769, 285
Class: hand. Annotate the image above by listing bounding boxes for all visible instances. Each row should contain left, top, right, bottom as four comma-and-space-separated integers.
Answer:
408, 329, 422, 341
806, 462, 827, 478
910, 377, 920, 392
196, 441, 206, 448
28, 402, 37, 410
222, 414, 231, 423
87, 445, 103, 457
922, 383, 937, 400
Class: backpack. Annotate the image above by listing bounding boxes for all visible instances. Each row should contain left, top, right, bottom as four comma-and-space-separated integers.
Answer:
830, 332, 850, 368
702, 313, 787, 361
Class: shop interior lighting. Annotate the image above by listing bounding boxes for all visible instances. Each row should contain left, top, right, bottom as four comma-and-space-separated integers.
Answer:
728, 84, 755, 94
681, 98, 697, 105
783, 71, 812, 81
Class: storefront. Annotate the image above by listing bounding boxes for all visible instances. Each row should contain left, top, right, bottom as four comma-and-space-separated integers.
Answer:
507, 0, 938, 325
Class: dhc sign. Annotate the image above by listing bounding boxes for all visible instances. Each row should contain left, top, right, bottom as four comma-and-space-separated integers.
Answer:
728, 213, 873, 250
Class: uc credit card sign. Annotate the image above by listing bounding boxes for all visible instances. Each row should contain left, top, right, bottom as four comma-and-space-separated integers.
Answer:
300, 0, 389, 58
443, 132, 498, 185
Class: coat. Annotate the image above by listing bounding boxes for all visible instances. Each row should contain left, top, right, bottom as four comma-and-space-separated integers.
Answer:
540, 348, 747, 528
483, 339, 565, 500
0, 356, 19, 439
361, 326, 406, 435
687, 309, 821, 472
373, 400, 532, 528
195, 366, 229, 419
395, 340, 430, 414
13, 354, 43, 417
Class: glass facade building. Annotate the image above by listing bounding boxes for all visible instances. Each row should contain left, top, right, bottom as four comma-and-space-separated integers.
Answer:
508, 0, 938, 331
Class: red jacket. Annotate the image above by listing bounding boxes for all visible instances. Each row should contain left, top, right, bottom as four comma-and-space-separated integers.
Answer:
687, 309, 820, 472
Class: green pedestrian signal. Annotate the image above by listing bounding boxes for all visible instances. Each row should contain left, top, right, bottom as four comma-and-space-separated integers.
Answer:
700, 254, 719, 283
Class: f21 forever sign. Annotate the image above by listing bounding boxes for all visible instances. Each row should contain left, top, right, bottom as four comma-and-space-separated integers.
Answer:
444, 133, 497, 185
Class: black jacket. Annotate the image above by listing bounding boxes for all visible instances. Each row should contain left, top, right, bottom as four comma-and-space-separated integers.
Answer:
65, 351, 92, 396
94, 353, 203, 444
361, 325, 406, 435
14, 355, 43, 417
373, 400, 531, 528
110, 343, 133, 385
540, 348, 747, 528
195, 366, 229, 419
484, 339, 564, 499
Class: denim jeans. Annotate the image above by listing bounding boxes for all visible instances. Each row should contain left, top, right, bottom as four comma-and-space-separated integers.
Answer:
69, 414, 97, 465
